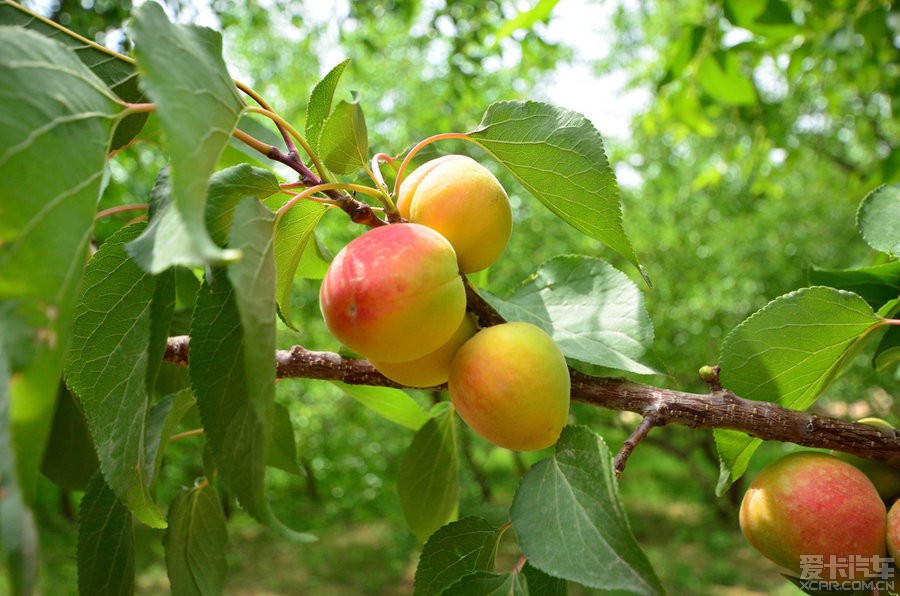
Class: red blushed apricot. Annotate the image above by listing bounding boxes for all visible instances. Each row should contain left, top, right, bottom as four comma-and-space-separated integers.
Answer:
397, 155, 512, 274
448, 322, 570, 451
739, 452, 887, 581
369, 313, 477, 388
319, 223, 466, 363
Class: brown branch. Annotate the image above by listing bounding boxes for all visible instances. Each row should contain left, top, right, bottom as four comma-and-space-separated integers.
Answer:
164, 335, 900, 469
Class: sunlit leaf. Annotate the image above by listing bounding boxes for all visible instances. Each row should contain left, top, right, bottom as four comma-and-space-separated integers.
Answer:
469, 101, 644, 279
306, 59, 351, 152
398, 404, 459, 542
511, 426, 663, 595
78, 473, 135, 596
335, 382, 430, 431
0, 26, 119, 496
413, 517, 505, 596
493, 0, 560, 42
65, 224, 172, 528
126, 2, 246, 272
485, 256, 656, 375
319, 94, 369, 174
857, 184, 900, 257
275, 200, 328, 329
715, 287, 882, 492
165, 482, 228, 596
697, 51, 757, 106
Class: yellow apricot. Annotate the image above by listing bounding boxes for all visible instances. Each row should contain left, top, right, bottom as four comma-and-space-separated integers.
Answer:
397, 155, 512, 273
370, 314, 478, 388
319, 223, 466, 363
448, 322, 570, 451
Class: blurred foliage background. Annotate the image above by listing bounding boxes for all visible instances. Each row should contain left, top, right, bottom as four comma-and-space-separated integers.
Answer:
11, 0, 899, 594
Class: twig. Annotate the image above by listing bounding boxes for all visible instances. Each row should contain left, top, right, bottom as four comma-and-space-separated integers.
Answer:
614, 414, 661, 477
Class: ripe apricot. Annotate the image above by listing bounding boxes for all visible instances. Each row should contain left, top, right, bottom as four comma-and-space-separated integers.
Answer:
369, 314, 478, 388
887, 499, 900, 561
448, 322, 570, 451
319, 223, 466, 363
397, 154, 512, 273
739, 452, 887, 580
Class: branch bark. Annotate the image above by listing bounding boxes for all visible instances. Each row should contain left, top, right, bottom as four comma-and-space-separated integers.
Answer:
164, 335, 900, 469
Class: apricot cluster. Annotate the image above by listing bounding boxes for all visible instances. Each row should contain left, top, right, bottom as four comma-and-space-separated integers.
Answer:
740, 450, 900, 581
319, 155, 569, 451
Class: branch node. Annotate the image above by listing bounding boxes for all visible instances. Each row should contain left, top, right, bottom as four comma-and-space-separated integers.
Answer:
699, 364, 722, 392
614, 413, 662, 478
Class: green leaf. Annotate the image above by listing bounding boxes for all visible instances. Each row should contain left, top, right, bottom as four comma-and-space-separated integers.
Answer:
295, 233, 333, 280
0, 26, 119, 495
165, 482, 228, 596
493, 0, 560, 42
697, 51, 757, 106
334, 383, 430, 431
65, 224, 172, 528
484, 256, 656, 375
809, 262, 900, 309
724, 0, 799, 40
857, 184, 900, 257
318, 94, 370, 174
398, 404, 459, 542
874, 325, 900, 373
714, 287, 882, 492
413, 517, 505, 596
268, 402, 302, 475
511, 426, 663, 595
189, 199, 314, 542
78, 473, 135, 596
0, 342, 40, 596
41, 385, 99, 492
126, 2, 246, 273
205, 164, 281, 247
522, 562, 567, 595
441, 571, 527, 596
306, 59, 351, 152
0, 1, 147, 149
144, 389, 196, 488
275, 200, 328, 329
468, 101, 644, 278
658, 24, 705, 88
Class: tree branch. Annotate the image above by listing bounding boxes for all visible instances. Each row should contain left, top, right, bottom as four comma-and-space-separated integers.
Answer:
164, 335, 900, 468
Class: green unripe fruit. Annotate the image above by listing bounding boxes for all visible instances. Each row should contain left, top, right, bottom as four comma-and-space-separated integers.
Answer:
739, 452, 887, 581
397, 154, 512, 273
319, 223, 466, 363
448, 322, 570, 451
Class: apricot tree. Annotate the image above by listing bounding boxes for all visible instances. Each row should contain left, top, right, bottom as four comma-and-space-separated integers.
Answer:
0, 2, 898, 595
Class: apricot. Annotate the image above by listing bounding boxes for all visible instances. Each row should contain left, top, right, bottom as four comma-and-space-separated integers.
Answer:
319, 223, 466, 363
448, 322, 570, 451
397, 154, 512, 273
887, 499, 900, 561
369, 314, 478, 388
739, 452, 887, 580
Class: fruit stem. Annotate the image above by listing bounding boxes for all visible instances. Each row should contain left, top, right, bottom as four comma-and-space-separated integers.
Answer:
393, 132, 475, 198
235, 80, 299, 156
276, 183, 383, 221
245, 105, 328, 181
169, 428, 205, 442
93, 204, 149, 222
370, 154, 402, 222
